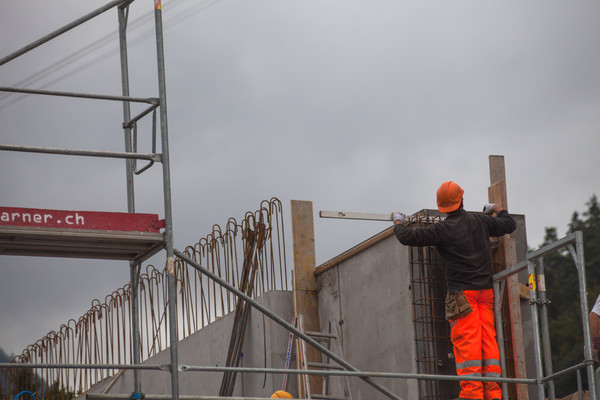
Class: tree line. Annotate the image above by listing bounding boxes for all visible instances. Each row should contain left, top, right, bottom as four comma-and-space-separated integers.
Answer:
541, 194, 599, 396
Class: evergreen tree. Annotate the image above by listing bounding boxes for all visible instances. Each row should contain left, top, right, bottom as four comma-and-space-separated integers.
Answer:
46, 380, 73, 400
543, 194, 600, 396
11, 368, 39, 394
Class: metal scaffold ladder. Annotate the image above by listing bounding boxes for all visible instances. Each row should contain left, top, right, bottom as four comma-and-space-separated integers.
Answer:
297, 316, 352, 400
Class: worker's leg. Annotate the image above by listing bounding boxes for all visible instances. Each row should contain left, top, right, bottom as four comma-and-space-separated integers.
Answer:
451, 290, 484, 400
479, 288, 502, 400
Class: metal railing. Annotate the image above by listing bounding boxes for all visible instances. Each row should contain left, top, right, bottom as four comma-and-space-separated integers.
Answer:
493, 231, 596, 400
0, 0, 177, 397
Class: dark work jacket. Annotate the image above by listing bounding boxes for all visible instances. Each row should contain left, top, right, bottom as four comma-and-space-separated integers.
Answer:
393, 209, 516, 292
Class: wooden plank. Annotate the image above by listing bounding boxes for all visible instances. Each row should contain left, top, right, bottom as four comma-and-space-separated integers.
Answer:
0, 207, 163, 232
519, 283, 531, 300
489, 155, 506, 175
504, 237, 528, 400
489, 155, 528, 400
0, 225, 164, 260
292, 201, 318, 291
291, 200, 322, 397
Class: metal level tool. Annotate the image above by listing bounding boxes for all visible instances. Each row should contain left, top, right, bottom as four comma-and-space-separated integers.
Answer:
319, 211, 393, 221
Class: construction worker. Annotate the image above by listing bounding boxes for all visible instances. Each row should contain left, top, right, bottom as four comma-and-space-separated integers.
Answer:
270, 390, 293, 398
392, 181, 516, 400
589, 293, 600, 362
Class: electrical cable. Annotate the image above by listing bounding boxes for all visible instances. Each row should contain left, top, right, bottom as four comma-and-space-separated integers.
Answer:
0, 0, 223, 111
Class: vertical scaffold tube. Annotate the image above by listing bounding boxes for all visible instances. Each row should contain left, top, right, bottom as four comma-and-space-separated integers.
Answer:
118, 4, 142, 394
571, 232, 597, 400
118, 5, 135, 213
528, 260, 546, 400
538, 259, 555, 400
493, 280, 509, 400
153, 0, 179, 399
118, 4, 142, 393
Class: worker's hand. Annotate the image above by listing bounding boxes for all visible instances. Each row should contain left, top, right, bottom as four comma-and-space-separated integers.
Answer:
392, 212, 406, 225
484, 203, 504, 215
483, 204, 496, 215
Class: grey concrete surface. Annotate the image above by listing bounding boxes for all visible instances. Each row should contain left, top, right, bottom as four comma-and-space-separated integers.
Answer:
317, 232, 419, 400
84, 291, 297, 399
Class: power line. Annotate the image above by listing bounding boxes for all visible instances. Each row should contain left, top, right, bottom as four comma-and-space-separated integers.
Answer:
0, 0, 223, 110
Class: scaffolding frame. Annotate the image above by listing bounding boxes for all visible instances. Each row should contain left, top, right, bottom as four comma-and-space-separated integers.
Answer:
0, 0, 180, 398
494, 231, 597, 400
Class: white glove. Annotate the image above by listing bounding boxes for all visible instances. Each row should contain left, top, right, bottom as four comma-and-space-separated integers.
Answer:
483, 203, 495, 215
392, 212, 406, 224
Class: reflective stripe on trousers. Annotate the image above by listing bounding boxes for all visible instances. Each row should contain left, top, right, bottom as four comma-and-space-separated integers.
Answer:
450, 289, 502, 400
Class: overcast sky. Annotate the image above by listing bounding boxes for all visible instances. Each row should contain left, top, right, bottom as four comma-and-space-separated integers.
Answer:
0, 0, 598, 357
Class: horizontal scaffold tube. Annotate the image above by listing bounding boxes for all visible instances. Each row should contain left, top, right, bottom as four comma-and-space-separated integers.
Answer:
0, 0, 133, 66
179, 365, 536, 385
88, 396, 290, 400
0, 144, 161, 161
0, 87, 158, 104
0, 362, 536, 385
0, 363, 168, 371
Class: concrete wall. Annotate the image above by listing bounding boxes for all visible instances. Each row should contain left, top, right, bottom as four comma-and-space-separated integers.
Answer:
85, 290, 297, 398
317, 230, 420, 400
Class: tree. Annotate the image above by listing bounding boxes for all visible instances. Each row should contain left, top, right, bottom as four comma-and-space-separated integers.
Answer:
10, 368, 39, 395
45, 380, 74, 400
542, 194, 600, 396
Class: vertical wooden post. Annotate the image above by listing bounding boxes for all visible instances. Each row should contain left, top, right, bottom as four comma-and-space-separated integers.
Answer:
489, 155, 529, 400
290, 200, 322, 397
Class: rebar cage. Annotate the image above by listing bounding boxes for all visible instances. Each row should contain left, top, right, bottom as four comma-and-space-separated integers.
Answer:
407, 211, 458, 400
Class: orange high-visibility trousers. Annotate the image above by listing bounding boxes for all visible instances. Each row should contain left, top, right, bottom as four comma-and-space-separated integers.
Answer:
450, 289, 502, 400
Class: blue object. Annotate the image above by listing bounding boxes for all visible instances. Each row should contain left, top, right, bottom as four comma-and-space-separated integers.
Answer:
14, 391, 36, 400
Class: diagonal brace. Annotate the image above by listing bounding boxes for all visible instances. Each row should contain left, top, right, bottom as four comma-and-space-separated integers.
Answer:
174, 249, 403, 400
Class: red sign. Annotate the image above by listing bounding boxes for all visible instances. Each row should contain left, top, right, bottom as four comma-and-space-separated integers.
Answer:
0, 207, 164, 233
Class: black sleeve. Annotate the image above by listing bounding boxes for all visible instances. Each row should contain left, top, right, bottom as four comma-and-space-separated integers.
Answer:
487, 210, 517, 237
393, 223, 444, 247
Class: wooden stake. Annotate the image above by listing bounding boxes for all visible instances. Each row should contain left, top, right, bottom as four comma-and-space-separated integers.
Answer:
291, 200, 322, 397
489, 155, 529, 400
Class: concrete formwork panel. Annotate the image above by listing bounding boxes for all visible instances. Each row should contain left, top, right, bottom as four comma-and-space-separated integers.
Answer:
317, 229, 419, 400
